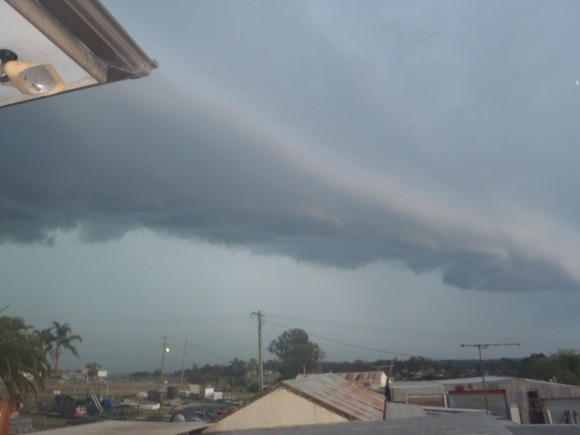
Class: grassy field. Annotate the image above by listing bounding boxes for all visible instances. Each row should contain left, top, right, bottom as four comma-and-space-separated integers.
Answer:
36, 378, 163, 402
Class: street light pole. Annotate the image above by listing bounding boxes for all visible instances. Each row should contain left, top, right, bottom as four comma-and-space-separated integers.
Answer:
461, 343, 520, 415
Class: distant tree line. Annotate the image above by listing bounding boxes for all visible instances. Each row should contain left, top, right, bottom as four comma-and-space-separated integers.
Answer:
142, 329, 580, 394
366, 351, 580, 384
173, 350, 580, 393
177, 348, 580, 395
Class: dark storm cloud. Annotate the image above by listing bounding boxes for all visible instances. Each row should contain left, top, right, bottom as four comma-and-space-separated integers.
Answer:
3, 0, 580, 294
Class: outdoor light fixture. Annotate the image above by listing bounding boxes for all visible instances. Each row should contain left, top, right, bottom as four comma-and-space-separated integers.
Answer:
0, 48, 65, 96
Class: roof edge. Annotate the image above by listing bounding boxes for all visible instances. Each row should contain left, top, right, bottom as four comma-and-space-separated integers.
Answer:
5, 0, 158, 83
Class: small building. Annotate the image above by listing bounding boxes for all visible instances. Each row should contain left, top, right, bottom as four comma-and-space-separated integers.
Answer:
187, 383, 216, 400
390, 376, 580, 424
204, 373, 424, 433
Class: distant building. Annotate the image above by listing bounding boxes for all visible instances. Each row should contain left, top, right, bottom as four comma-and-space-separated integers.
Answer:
390, 376, 580, 424
204, 373, 424, 433
187, 383, 221, 400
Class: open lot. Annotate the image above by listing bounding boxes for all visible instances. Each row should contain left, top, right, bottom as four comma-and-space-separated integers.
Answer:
3, 378, 246, 432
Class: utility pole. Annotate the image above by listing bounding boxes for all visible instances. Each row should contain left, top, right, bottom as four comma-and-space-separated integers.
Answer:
382, 360, 395, 420
180, 338, 188, 388
251, 311, 265, 391
461, 343, 520, 415
160, 336, 169, 379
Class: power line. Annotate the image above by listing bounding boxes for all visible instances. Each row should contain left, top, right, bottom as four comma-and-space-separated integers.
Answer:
268, 314, 579, 346
265, 319, 418, 358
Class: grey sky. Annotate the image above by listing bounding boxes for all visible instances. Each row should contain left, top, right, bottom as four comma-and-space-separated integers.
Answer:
2, 0, 580, 373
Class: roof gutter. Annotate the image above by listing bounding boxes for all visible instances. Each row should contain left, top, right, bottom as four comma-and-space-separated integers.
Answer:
5, 0, 157, 84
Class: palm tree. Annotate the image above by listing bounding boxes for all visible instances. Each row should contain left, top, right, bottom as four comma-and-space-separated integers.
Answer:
50, 322, 82, 373
34, 327, 56, 369
0, 316, 51, 400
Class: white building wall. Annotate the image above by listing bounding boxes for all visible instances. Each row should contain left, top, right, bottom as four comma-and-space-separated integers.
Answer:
205, 388, 347, 432
543, 398, 580, 423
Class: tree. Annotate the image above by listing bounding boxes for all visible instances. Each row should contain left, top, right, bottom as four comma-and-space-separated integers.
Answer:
0, 316, 51, 400
521, 353, 554, 381
35, 327, 55, 365
268, 329, 325, 379
554, 350, 580, 385
85, 361, 101, 379
49, 322, 82, 372
247, 380, 260, 393
226, 358, 248, 389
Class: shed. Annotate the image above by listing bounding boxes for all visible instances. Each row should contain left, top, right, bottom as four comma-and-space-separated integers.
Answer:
204, 373, 424, 433
391, 376, 580, 425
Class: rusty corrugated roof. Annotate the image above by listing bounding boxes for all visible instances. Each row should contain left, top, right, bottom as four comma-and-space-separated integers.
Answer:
282, 373, 385, 421
338, 371, 386, 386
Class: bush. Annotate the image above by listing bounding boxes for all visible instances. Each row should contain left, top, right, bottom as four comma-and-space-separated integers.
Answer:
247, 381, 260, 393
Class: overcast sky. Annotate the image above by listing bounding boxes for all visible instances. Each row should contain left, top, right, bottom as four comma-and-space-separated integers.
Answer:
2, 0, 580, 374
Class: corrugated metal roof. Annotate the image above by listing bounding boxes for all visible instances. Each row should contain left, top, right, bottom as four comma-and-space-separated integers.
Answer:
337, 371, 386, 387
398, 376, 580, 397
282, 373, 387, 421
391, 379, 444, 403
391, 380, 440, 388
391, 376, 514, 389
389, 377, 515, 402
28, 420, 211, 435
296, 372, 387, 388
444, 376, 514, 383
